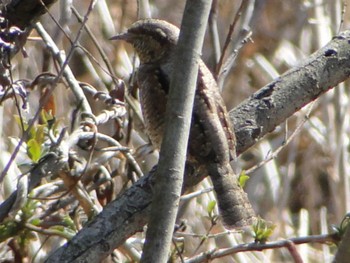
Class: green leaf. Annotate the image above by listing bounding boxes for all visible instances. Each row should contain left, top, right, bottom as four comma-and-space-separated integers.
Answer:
238, 170, 250, 188
21, 199, 39, 220
30, 218, 41, 226
207, 200, 217, 217
27, 139, 42, 162
0, 220, 21, 242
62, 215, 77, 231
34, 125, 46, 144
252, 217, 276, 243
51, 226, 76, 240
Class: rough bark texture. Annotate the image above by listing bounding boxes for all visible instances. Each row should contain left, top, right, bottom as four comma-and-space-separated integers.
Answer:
46, 30, 350, 263
2, 1, 350, 262
333, 220, 350, 263
231, 33, 350, 154
140, 1, 213, 262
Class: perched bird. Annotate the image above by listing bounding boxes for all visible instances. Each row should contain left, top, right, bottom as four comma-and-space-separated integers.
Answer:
111, 19, 255, 228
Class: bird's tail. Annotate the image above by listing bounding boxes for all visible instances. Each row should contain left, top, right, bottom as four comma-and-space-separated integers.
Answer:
207, 163, 256, 228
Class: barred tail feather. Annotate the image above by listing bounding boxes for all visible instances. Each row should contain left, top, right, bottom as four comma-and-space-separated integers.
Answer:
207, 163, 256, 228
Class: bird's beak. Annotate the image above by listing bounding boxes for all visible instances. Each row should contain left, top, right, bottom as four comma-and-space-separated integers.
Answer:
109, 32, 133, 42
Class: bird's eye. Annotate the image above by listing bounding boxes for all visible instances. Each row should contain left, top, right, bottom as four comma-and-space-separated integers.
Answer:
155, 28, 167, 39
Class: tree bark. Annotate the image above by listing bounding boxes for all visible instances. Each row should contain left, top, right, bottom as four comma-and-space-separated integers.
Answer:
45, 30, 350, 263
333, 217, 350, 263
2, 1, 350, 262
140, 0, 213, 262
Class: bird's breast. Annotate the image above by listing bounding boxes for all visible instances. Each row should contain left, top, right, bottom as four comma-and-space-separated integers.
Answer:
137, 64, 170, 149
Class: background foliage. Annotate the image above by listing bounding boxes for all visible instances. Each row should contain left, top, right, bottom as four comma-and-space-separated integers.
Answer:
0, 0, 350, 262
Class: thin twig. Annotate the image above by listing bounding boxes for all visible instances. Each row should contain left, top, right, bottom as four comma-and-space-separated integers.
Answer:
245, 101, 315, 175
215, 0, 248, 77
208, 0, 220, 66
185, 233, 339, 263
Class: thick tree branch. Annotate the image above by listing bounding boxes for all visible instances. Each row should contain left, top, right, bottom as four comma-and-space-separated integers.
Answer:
333, 217, 350, 263
231, 31, 350, 154
45, 30, 350, 262
140, 1, 212, 262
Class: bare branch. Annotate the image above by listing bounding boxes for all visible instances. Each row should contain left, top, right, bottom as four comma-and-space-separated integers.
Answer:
185, 233, 338, 263
141, 1, 213, 261
45, 30, 350, 263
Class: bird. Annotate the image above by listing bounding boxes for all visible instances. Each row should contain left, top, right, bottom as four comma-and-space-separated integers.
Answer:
111, 19, 255, 228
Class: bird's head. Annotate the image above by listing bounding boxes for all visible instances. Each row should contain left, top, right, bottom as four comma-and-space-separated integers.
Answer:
110, 19, 179, 64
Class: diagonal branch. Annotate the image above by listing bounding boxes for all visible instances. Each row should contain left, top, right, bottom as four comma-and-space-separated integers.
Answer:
45, 30, 350, 263
231, 31, 350, 154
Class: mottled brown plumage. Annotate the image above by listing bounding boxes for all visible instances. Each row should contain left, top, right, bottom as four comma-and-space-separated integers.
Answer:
111, 19, 255, 228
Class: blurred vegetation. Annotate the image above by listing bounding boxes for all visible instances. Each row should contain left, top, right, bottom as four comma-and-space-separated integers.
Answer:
0, 0, 350, 262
